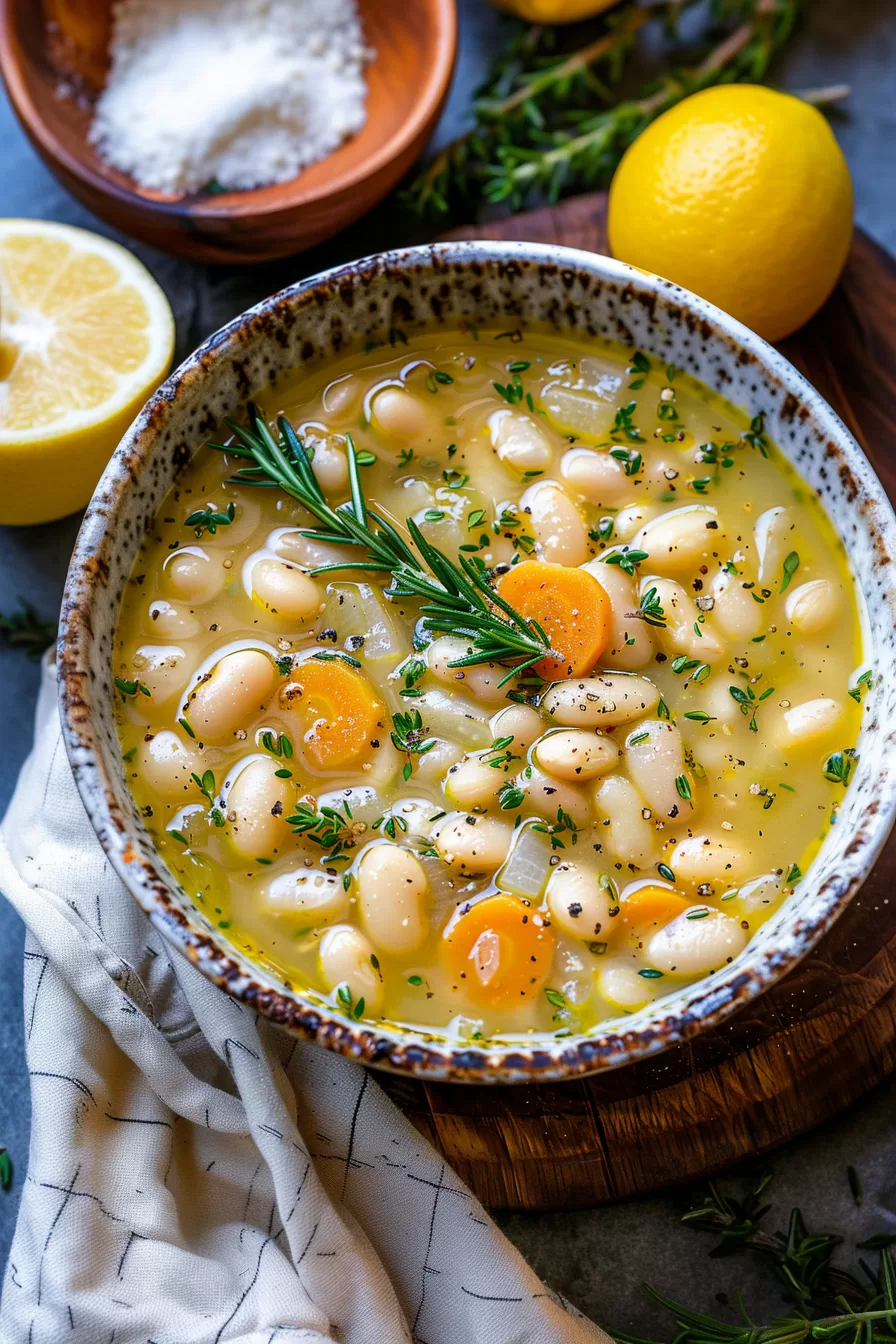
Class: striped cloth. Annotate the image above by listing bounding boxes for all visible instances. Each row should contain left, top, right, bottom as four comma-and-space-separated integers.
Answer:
0, 659, 607, 1344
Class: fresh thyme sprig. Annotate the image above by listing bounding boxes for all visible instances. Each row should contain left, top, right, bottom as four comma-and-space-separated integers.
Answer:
210, 406, 556, 676
191, 769, 225, 827
404, 4, 648, 217
617, 1171, 896, 1344
286, 798, 356, 863
185, 502, 235, 537
405, 0, 846, 220
636, 586, 667, 628
0, 600, 57, 660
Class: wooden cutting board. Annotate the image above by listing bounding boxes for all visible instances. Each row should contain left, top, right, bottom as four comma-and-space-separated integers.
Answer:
377, 192, 896, 1212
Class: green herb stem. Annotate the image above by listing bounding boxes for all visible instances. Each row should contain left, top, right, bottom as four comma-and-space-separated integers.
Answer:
210, 407, 556, 674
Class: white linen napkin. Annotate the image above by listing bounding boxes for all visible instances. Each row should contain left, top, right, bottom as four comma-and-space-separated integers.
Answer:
0, 659, 608, 1344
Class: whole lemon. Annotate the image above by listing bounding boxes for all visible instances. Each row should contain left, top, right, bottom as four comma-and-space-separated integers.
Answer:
608, 85, 853, 342
488, 0, 617, 22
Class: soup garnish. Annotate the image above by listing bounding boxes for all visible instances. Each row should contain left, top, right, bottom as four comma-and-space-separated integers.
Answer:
115, 329, 865, 1040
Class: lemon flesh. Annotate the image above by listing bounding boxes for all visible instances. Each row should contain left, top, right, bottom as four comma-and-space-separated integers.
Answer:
608, 85, 854, 343
0, 220, 175, 525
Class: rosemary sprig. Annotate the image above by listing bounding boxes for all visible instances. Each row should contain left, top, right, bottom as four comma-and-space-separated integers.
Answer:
0, 600, 57, 660
210, 407, 556, 674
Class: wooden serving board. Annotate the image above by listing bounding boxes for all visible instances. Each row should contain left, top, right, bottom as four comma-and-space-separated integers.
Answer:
377, 192, 896, 1212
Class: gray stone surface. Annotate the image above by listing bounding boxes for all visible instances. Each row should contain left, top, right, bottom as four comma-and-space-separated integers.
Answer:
0, 0, 894, 1327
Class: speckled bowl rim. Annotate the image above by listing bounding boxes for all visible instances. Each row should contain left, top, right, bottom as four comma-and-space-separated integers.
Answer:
58, 241, 896, 1084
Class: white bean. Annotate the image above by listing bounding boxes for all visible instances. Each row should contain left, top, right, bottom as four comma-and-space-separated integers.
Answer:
426, 636, 511, 706
307, 435, 348, 493
319, 925, 383, 1016
635, 506, 724, 574
543, 673, 660, 728
445, 755, 504, 810
184, 650, 276, 743
358, 844, 429, 955
395, 476, 435, 515
250, 558, 322, 623
322, 374, 362, 418
414, 506, 463, 555
755, 506, 795, 586
711, 569, 764, 641
560, 447, 629, 505
384, 796, 445, 840
782, 697, 843, 743
414, 737, 465, 785
227, 757, 291, 859
647, 577, 725, 662
625, 719, 688, 817
273, 530, 357, 572
520, 767, 592, 827
725, 873, 782, 930
597, 959, 655, 1011
582, 559, 655, 670
488, 409, 553, 473
534, 729, 620, 782
647, 908, 747, 976
264, 867, 349, 926
139, 730, 199, 800
669, 834, 746, 891
433, 813, 513, 874
489, 703, 544, 753
163, 547, 224, 604
360, 738, 404, 789
613, 502, 660, 541
371, 386, 435, 443
519, 481, 588, 567
130, 645, 187, 706
785, 580, 840, 634
595, 775, 657, 867
187, 496, 260, 548
546, 863, 614, 940
146, 600, 201, 640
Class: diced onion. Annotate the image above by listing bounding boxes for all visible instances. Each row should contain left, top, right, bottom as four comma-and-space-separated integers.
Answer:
319, 582, 407, 663
497, 821, 553, 900
413, 689, 492, 750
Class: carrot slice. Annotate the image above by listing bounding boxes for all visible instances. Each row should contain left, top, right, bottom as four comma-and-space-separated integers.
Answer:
617, 884, 689, 933
497, 561, 611, 679
280, 659, 383, 769
442, 894, 554, 1006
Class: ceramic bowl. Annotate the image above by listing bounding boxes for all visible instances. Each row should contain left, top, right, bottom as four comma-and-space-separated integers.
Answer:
58, 242, 896, 1083
0, 0, 457, 263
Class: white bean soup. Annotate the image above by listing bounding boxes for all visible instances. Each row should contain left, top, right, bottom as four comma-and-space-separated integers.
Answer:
114, 328, 866, 1041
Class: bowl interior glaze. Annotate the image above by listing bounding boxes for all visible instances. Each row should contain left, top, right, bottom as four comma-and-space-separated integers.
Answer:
58, 243, 896, 1083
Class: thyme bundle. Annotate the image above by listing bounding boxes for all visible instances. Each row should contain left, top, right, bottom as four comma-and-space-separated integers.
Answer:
0, 600, 57, 660
617, 1170, 896, 1344
406, 0, 846, 221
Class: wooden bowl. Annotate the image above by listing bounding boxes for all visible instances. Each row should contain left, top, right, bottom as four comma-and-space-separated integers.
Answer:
0, 0, 457, 264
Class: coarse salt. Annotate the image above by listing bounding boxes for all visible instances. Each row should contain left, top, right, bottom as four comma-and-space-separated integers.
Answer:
89, 0, 371, 195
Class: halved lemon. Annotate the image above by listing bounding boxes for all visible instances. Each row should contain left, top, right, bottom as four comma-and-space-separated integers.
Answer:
0, 220, 175, 524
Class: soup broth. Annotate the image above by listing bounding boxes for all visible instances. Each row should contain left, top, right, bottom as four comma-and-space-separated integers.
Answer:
115, 328, 865, 1040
